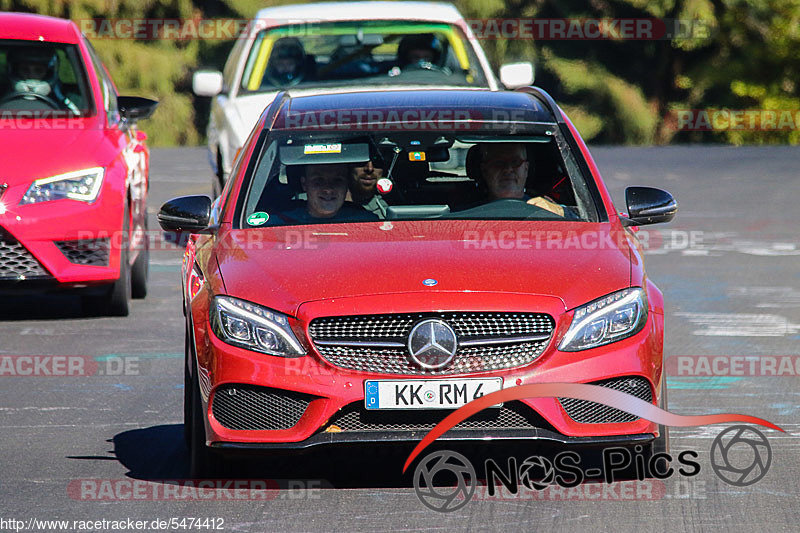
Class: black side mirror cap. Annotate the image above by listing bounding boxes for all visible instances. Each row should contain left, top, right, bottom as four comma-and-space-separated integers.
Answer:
158, 195, 212, 233
118, 96, 158, 122
621, 186, 677, 226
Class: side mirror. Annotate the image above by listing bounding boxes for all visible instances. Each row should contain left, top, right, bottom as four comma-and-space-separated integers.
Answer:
622, 187, 677, 226
118, 96, 158, 122
499, 62, 534, 89
158, 195, 212, 232
193, 70, 224, 97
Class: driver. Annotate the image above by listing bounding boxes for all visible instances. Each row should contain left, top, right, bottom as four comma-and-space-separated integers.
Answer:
265, 37, 306, 87
396, 33, 443, 69
4, 46, 80, 114
478, 143, 575, 218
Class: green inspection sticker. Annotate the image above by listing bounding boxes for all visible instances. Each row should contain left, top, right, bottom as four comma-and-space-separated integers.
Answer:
247, 212, 269, 226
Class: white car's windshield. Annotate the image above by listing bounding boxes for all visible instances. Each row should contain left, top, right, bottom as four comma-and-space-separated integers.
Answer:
239, 20, 489, 92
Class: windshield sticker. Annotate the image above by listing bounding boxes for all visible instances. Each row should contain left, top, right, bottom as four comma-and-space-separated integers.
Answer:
246, 212, 270, 226
304, 143, 342, 154
408, 151, 426, 161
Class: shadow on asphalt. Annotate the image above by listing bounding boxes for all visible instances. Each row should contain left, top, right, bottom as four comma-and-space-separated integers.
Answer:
110, 424, 596, 490
0, 292, 119, 320
111, 424, 422, 489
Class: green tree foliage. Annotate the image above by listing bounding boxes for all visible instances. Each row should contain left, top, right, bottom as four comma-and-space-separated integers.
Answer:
2, 0, 798, 145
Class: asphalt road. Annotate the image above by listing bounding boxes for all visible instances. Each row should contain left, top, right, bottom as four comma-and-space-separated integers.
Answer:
1, 145, 798, 532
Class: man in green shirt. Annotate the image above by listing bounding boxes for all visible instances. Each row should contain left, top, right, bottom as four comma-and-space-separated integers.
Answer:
347, 161, 389, 218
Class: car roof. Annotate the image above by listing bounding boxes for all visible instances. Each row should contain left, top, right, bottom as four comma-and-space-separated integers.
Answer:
0, 12, 81, 44
268, 89, 558, 131
255, 1, 464, 26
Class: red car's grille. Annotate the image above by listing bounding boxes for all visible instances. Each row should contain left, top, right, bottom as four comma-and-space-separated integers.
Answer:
0, 227, 51, 280
308, 312, 554, 375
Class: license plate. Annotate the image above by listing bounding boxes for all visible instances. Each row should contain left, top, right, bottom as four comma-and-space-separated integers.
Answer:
364, 378, 503, 410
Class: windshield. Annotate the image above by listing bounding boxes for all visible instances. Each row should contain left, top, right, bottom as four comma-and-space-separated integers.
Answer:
239, 21, 489, 92
236, 129, 601, 228
0, 40, 92, 116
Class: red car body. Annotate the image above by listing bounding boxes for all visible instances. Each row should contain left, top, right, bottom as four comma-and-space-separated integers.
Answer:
167, 88, 675, 474
0, 13, 154, 314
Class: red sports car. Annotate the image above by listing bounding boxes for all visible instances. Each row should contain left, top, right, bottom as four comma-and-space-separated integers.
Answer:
158, 88, 677, 476
0, 13, 157, 315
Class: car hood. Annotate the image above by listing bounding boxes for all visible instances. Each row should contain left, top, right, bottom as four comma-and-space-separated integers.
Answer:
0, 118, 113, 184
214, 220, 633, 316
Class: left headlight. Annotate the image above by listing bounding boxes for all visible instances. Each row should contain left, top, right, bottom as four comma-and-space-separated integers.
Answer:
210, 296, 305, 357
559, 287, 648, 352
20, 167, 105, 205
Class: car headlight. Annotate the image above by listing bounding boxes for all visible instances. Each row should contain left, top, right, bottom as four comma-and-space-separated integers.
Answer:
210, 296, 305, 357
20, 167, 104, 205
559, 288, 648, 352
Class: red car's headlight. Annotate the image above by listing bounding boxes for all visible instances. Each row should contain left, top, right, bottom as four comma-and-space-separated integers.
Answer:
559, 287, 648, 351
19, 167, 105, 205
210, 296, 305, 357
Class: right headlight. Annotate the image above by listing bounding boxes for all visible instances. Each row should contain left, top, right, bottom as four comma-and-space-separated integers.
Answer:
210, 296, 305, 357
558, 288, 648, 352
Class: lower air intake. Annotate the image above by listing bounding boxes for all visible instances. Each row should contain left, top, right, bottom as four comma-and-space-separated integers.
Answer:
559, 376, 652, 424
211, 384, 314, 431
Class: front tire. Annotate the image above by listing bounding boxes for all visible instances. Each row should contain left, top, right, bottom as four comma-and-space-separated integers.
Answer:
188, 359, 225, 478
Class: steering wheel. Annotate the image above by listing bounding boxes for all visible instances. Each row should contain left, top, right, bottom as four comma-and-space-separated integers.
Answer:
451, 197, 562, 219
0, 92, 61, 110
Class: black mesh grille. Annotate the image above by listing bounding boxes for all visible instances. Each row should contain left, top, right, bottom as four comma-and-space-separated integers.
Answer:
559, 377, 653, 424
0, 227, 50, 280
309, 312, 554, 375
326, 401, 543, 432
55, 238, 110, 266
211, 384, 314, 431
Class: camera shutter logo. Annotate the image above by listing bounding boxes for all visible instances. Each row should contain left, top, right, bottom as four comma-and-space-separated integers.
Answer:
710, 425, 772, 486
413, 450, 476, 512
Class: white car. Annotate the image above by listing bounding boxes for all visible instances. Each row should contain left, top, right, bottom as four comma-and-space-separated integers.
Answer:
193, 1, 534, 195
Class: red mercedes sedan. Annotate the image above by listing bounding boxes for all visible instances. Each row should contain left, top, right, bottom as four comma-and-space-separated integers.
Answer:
0, 13, 157, 315
158, 88, 677, 476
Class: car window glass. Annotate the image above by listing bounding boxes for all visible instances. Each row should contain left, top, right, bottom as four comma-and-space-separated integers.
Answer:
0, 40, 92, 116
239, 20, 488, 92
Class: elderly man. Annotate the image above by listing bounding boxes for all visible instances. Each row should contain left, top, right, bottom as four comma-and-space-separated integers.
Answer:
479, 143, 573, 217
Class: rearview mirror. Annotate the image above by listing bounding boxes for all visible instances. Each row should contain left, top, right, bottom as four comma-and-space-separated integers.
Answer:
158, 195, 212, 233
193, 70, 223, 97
118, 96, 158, 122
622, 187, 677, 226
499, 62, 534, 89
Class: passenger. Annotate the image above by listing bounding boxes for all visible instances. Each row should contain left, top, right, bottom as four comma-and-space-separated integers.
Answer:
265, 37, 306, 86
347, 161, 389, 218
277, 163, 379, 224
396, 33, 442, 69
478, 143, 575, 218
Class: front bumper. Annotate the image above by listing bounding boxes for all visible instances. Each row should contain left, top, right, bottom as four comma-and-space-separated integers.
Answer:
191, 292, 665, 450
0, 187, 126, 286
